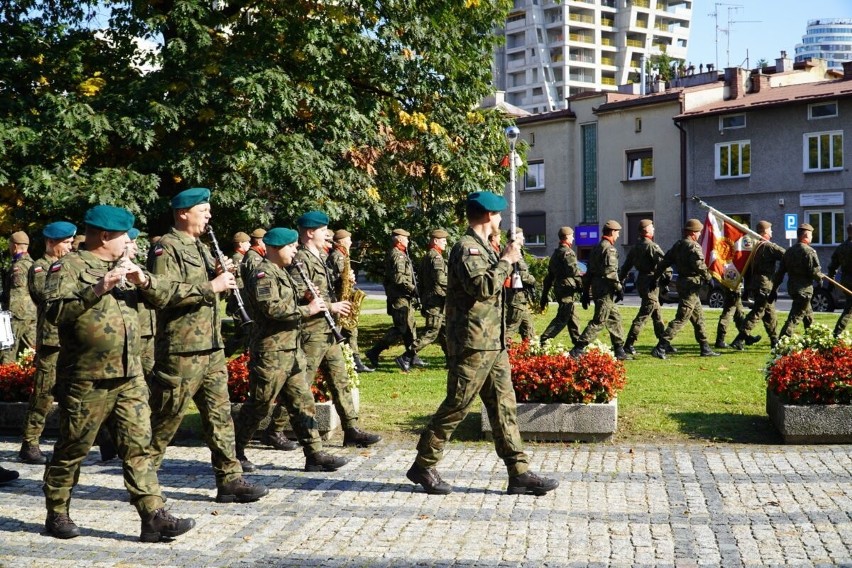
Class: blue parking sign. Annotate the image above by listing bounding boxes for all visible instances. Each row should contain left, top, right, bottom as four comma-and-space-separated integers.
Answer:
784, 214, 798, 231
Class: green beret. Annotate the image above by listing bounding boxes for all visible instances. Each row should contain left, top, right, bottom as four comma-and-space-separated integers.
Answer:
264, 227, 298, 247
127, 228, 140, 240
430, 228, 449, 239
684, 218, 703, 232
467, 191, 507, 213
84, 205, 135, 232
171, 187, 211, 210
42, 221, 77, 240
297, 210, 329, 228
392, 228, 410, 237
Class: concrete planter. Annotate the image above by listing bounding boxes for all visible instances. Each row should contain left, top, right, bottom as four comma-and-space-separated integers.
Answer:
0, 401, 60, 434
481, 398, 617, 442
766, 389, 852, 444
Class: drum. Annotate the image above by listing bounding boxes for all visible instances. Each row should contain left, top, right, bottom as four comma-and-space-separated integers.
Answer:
0, 311, 14, 351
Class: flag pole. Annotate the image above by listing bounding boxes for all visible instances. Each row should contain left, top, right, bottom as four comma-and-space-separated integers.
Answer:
692, 196, 774, 247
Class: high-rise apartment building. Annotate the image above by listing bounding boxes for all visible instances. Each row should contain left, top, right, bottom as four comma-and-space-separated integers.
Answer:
795, 19, 852, 71
493, 0, 692, 114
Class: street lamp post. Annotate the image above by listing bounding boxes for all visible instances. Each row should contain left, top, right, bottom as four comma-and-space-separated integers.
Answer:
504, 125, 523, 289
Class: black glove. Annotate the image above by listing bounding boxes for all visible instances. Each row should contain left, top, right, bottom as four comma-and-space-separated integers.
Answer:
614, 289, 624, 303
768, 288, 778, 303
581, 289, 590, 310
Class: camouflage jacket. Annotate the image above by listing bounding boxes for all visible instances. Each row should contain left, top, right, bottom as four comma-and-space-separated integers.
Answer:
231, 251, 246, 290
541, 242, 583, 303
619, 237, 664, 293
505, 256, 536, 307
828, 238, 852, 287
240, 247, 265, 286
744, 239, 785, 294
587, 238, 620, 299
417, 247, 447, 310
383, 246, 417, 302
147, 228, 223, 354
326, 245, 347, 301
445, 228, 512, 355
657, 238, 711, 288
774, 241, 821, 296
4, 253, 36, 321
288, 245, 336, 334
44, 250, 168, 381
29, 255, 59, 348
246, 258, 311, 352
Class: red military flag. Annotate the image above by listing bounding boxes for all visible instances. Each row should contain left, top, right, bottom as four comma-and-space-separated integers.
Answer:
701, 210, 754, 290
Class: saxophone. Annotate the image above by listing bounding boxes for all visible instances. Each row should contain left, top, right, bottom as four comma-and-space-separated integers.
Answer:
337, 250, 366, 331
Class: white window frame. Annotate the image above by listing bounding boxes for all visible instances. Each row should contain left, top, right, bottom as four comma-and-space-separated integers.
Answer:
805, 209, 846, 246
719, 113, 746, 130
523, 162, 545, 191
803, 131, 843, 172
626, 149, 653, 180
808, 101, 838, 120
715, 140, 751, 179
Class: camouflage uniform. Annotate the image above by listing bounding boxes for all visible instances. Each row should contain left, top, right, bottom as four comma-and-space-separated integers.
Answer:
42, 250, 169, 518
738, 239, 785, 343
414, 228, 529, 476
828, 236, 852, 335
138, 300, 157, 380
225, 249, 252, 356
714, 286, 745, 346
411, 246, 448, 355
235, 259, 322, 456
146, 228, 243, 487
371, 244, 418, 354
1, 252, 36, 363
576, 237, 625, 348
540, 242, 583, 345
327, 244, 361, 356
505, 257, 536, 341
775, 241, 821, 338
619, 236, 666, 347
657, 238, 713, 345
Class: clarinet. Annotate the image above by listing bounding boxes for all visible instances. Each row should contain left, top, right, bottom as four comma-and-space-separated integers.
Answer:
292, 260, 346, 344
205, 225, 253, 327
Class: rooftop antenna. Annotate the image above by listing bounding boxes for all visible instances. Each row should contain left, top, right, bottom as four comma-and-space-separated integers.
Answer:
721, 6, 761, 67
709, 3, 742, 70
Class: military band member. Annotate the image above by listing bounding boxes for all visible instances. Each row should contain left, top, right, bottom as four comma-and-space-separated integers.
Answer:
327, 229, 373, 372
1, 231, 36, 363
235, 228, 349, 473
651, 219, 720, 359
539, 227, 583, 346
43, 205, 194, 541
618, 219, 667, 355
147, 188, 268, 504
773, 223, 822, 338
240, 228, 267, 284
410, 228, 449, 360
504, 228, 536, 342
828, 223, 852, 337
407, 191, 558, 496
18, 221, 76, 465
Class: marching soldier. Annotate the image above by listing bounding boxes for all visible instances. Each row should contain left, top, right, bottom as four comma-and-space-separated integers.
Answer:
19, 221, 76, 465
773, 223, 822, 338
406, 191, 558, 496
571, 220, 631, 360
410, 228, 449, 360
651, 219, 720, 359
235, 227, 349, 473
731, 221, 781, 350
1, 231, 36, 363
828, 223, 852, 336
365, 228, 421, 372
240, 228, 267, 284
42, 205, 194, 541
539, 227, 583, 346
714, 285, 747, 349
127, 228, 157, 381
327, 229, 373, 372
618, 219, 667, 355
504, 228, 536, 342
146, 188, 268, 504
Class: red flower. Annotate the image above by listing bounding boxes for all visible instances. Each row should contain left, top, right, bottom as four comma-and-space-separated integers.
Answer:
0, 362, 37, 402
227, 351, 332, 403
767, 346, 852, 405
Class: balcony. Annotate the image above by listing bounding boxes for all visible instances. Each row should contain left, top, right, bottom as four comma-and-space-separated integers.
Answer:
601, 17, 614, 27
601, 37, 614, 46
569, 13, 594, 24
569, 33, 594, 44
601, 56, 615, 66
631, 0, 650, 8
601, 76, 616, 85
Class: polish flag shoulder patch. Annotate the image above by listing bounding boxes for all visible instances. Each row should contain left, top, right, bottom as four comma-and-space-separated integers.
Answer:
468, 247, 480, 256
49, 263, 62, 272
256, 271, 266, 279
33, 266, 44, 273
153, 245, 164, 256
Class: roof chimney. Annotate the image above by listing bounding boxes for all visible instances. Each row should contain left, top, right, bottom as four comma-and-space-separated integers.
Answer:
776, 51, 793, 73
724, 67, 747, 100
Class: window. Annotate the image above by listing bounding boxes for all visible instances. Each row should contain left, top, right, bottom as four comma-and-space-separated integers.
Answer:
716, 140, 750, 179
806, 210, 846, 246
626, 149, 653, 180
804, 131, 843, 172
719, 113, 746, 130
809, 101, 838, 119
523, 162, 545, 191
518, 212, 546, 246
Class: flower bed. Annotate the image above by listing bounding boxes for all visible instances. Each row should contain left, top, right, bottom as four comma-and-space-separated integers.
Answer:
0, 349, 36, 402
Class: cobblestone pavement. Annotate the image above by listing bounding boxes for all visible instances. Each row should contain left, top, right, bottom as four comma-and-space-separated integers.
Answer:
0, 436, 850, 567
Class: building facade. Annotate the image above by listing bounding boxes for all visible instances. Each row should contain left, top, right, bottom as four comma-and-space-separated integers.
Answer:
795, 19, 852, 73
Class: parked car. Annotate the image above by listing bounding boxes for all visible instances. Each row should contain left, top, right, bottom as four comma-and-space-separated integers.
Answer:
660, 270, 727, 308
811, 272, 847, 312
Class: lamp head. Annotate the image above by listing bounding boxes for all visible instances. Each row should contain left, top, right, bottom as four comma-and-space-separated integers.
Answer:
504, 126, 520, 145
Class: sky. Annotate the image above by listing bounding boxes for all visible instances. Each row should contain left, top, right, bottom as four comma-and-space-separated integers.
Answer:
686, 0, 852, 70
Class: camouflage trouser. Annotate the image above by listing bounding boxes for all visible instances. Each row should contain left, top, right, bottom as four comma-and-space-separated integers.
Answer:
715, 291, 745, 343
43, 375, 164, 517
415, 348, 529, 476
578, 294, 625, 347
276, 330, 358, 430
341, 326, 360, 357
372, 299, 417, 352
506, 303, 534, 341
626, 287, 665, 345
779, 291, 814, 338
412, 307, 447, 355
22, 346, 59, 444
148, 349, 242, 487
835, 290, 852, 336
0, 317, 36, 364
140, 335, 155, 381
661, 283, 708, 344
236, 348, 322, 456
740, 291, 778, 342
540, 301, 580, 345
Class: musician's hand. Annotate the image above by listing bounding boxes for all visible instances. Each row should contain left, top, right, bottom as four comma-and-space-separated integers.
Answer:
94, 269, 124, 296
216, 257, 236, 275
122, 261, 149, 288
307, 296, 327, 316
348, 271, 356, 284
211, 271, 236, 293
331, 300, 352, 317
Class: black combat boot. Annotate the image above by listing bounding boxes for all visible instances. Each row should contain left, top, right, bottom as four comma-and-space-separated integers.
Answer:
19, 441, 47, 465
305, 451, 350, 472
406, 463, 453, 495
216, 477, 269, 503
394, 351, 413, 372
261, 429, 299, 451
569, 342, 587, 358
411, 352, 428, 367
714, 339, 729, 349
745, 334, 762, 346
364, 347, 381, 369
507, 471, 559, 496
139, 508, 195, 543
700, 343, 720, 357
353, 355, 374, 373
623, 339, 636, 355
651, 340, 669, 360
343, 427, 382, 448
45, 512, 81, 539
665, 344, 678, 354
613, 345, 633, 361
0, 465, 20, 485
236, 448, 256, 473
